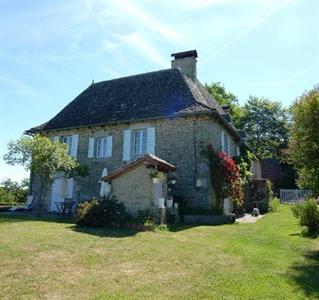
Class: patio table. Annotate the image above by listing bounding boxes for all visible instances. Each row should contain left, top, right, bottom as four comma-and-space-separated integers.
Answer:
55, 199, 75, 215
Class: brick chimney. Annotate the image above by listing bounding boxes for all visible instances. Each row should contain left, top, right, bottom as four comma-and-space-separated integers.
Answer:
171, 50, 197, 80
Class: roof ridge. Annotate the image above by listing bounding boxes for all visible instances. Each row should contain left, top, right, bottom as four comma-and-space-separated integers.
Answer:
93, 68, 176, 86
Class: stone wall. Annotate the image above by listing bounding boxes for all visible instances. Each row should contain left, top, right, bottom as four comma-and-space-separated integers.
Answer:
110, 164, 165, 215
32, 114, 240, 211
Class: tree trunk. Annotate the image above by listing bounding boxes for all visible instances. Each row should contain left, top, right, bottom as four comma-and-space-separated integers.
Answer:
37, 177, 47, 217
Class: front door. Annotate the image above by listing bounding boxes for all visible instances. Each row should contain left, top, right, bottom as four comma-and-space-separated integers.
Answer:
153, 181, 163, 207
51, 177, 74, 212
51, 178, 64, 212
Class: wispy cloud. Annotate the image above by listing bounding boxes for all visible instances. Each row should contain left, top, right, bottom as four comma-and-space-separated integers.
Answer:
200, 0, 294, 65
176, 0, 285, 10
0, 74, 41, 99
114, 32, 168, 67
111, 0, 185, 43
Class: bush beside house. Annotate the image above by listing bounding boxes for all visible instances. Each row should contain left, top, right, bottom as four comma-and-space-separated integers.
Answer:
291, 198, 319, 235
75, 197, 159, 230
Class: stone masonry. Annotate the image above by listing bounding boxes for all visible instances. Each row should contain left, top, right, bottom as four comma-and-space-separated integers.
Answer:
33, 113, 239, 211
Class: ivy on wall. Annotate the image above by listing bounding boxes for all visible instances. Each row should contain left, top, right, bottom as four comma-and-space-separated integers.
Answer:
205, 145, 244, 209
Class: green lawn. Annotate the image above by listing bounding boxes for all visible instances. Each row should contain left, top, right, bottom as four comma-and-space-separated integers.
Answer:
0, 205, 318, 300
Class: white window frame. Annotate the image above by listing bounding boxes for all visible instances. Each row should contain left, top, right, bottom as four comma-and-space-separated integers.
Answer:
225, 135, 230, 156
61, 136, 72, 155
131, 129, 147, 159
96, 136, 112, 158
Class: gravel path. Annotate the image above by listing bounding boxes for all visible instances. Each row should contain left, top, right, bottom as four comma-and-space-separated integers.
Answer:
236, 213, 264, 223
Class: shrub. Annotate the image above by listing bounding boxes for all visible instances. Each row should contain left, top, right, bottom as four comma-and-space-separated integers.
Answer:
269, 197, 280, 212
291, 198, 319, 234
135, 209, 157, 224
134, 209, 158, 230
75, 197, 131, 228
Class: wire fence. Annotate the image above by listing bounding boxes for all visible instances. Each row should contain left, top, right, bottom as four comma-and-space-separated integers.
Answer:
279, 189, 312, 204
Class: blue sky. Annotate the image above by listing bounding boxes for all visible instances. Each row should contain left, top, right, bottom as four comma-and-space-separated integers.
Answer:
0, 0, 318, 182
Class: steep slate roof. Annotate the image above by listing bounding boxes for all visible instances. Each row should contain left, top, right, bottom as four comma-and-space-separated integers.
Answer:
103, 154, 176, 182
26, 68, 238, 138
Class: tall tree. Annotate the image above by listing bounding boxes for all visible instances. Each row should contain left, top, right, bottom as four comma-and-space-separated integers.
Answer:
238, 96, 290, 160
287, 87, 319, 194
3, 135, 83, 215
205, 82, 243, 127
0, 178, 29, 203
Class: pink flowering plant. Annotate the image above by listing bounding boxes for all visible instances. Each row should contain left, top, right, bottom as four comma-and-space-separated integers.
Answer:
206, 145, 244, 208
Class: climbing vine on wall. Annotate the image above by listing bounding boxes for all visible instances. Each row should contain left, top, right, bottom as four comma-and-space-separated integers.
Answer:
206, 145, 244, 208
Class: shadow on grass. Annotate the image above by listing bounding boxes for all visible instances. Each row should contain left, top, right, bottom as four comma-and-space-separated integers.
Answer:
0, 212, 73, 224
70, 225, 139, 238
290, 232, 319, 239
289, 250, 319, 298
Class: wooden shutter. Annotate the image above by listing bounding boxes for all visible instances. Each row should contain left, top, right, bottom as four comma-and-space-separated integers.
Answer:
146, 127, 155, 155
106, 136, 113, 157
70, 135, 79, 158
226, 135, 230, 155
67, 178, 74, 198
220, 130, 225, 152
53, 136, 60, 143
236, 146, 240, 156
123, 130, 131, 161
88, 138, 95, 158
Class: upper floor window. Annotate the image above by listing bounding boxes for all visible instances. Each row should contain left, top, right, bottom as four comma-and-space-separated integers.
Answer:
132, 129, 147, 159
96, 137, 112, 158
123, 127, 155, 161
220, 130, 230, 156
61, 136, 72, 155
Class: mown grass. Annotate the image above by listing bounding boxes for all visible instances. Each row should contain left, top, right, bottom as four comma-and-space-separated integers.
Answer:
0, 205, 318, 299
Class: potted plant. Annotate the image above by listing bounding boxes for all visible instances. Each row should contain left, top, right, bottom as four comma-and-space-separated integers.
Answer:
151, 170, 165, 183
158, 197, 165, 208
166, 197, 173, 208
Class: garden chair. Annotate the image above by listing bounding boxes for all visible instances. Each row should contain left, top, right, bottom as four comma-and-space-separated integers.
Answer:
9, 195, 34, 212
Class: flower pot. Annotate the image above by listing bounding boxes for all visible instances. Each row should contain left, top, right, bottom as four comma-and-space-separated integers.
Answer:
223, 197, 233, 215
166, 199, 173, 208
158, 197, 165, 208
152, 178, 160, 184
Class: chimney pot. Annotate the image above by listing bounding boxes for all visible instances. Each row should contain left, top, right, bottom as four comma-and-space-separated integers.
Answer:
171, 49, 197, 80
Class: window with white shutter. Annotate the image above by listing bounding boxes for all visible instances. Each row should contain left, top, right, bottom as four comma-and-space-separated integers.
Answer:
132, 129, 147, 159
147, 127, 155, 155
236, 145, 240, 156
220, 130, 225, 152
123, 130, 131, 161
61, 136, 72, 155
96, 136, 112, 158
71, 135, 78, 158
53, 136, 60, 143
88, 138, 95, 158
225, 135, 230, 156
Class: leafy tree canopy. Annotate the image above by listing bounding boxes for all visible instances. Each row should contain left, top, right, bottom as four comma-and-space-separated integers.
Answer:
287, 87, 319, 194
205, 82, 244, 127
237, 96, 290, 160
3, 134, 84, 214
205, 83, 290, 161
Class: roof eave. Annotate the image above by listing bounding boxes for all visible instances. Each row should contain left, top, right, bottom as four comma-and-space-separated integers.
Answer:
24, 110, 215, 135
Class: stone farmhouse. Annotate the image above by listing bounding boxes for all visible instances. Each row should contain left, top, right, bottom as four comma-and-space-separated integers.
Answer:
26, 50, 245, 214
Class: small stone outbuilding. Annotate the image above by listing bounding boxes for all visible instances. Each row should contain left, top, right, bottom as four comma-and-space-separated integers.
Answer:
103, 154, 176, 215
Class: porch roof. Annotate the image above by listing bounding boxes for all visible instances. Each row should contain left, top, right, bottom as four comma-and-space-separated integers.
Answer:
102, 154, 176, 182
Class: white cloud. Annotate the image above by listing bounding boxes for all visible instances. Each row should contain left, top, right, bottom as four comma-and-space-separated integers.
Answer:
176, 0, 283, 10
200, 0, 295, 64
111, 0, 185, 43
0, 74, 41, 99
114, 32, 168, 67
